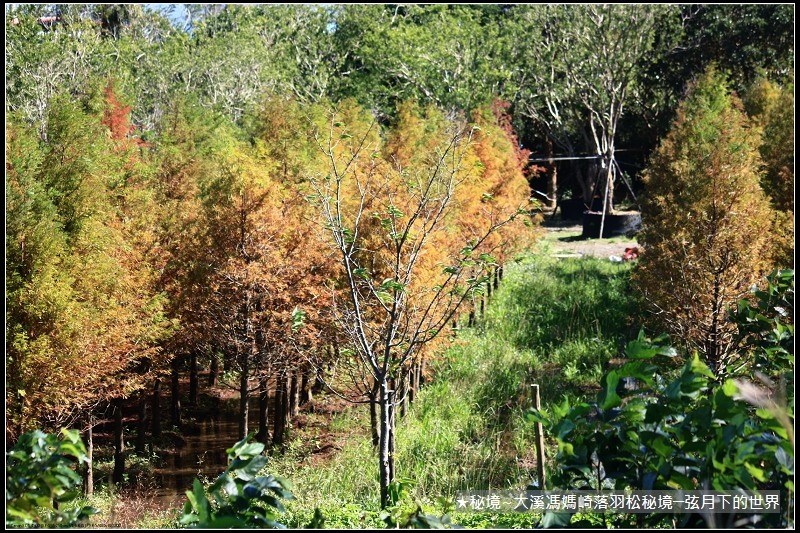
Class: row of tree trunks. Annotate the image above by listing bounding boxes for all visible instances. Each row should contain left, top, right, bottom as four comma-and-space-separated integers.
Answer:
87, 365, 305, 493
245, 364, 317, 447
140, 357, 319, 449
81, 343, 389, 496
468, 265, 503, 327
77, 306, 447, 498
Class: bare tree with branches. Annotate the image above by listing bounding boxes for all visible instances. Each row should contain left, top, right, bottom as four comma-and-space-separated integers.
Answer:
306, 102, 529, 508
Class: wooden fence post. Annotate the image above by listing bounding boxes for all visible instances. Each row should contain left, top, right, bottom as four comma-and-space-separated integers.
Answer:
532, 384, 546, 490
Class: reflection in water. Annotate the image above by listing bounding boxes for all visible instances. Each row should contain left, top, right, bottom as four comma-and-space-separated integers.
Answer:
151, 417, 241, 508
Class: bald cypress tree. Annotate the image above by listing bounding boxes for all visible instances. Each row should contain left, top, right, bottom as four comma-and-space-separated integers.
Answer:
744, 77, 795, 269
633, 67, 776, 378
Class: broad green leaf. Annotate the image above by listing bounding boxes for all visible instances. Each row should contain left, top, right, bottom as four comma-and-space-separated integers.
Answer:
599, 370, 621, 410
541, 510, 572, 528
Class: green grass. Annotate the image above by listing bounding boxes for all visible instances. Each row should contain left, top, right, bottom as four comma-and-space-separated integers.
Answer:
480, 253, 638, 405
266, 405, 383, 528
263, 249, 640, 528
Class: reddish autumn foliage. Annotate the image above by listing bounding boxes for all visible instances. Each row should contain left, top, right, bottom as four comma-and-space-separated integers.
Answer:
490, 98, 542, 179
101, 80, 135, 141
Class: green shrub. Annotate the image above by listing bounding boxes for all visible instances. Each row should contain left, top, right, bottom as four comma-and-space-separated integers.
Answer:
178, 434, 295, 528
729, 268, 794, 384
530, 329, 794, 528
6, 428, 98, 527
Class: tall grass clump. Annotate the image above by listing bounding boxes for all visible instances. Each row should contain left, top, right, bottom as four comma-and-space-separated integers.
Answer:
267, 408, 386, 528
480, 253, 638, 406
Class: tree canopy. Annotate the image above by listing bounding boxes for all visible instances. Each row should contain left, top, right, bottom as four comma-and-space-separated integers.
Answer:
633, 67, 777, 378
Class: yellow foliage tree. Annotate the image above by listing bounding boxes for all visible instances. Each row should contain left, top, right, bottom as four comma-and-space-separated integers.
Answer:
744, 77, 794, 269
6, 96, 173, 439
633, 67, 776, 378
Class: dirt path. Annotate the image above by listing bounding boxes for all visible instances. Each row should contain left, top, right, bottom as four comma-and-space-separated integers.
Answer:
540, 222, 639, 260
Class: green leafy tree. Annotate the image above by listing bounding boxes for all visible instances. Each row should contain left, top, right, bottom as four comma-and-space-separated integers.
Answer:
511, 4, 676, 217
257, 5, 342, 103
5, 6, 103, 138
665, 5, 794, 98
6, 429, 98, 527
159, 5, 338, 124
530, 322, 794, 528
333, 5, 514, 115
633, 67, 776, 378
633, 5, 795, 157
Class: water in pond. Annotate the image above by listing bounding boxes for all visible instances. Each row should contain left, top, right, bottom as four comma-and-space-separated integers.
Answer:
150, 416, 241, 509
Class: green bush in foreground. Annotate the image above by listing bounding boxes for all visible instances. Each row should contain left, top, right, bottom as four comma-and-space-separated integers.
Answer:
178, 434, 295, 528
6, 428, 98, 527
531, 327, 794, 528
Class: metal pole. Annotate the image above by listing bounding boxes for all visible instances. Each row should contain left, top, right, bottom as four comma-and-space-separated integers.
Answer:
532, 384, 546, 490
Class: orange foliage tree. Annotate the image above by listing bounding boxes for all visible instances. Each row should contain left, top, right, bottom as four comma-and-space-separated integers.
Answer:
170, 99, 336, 443
469, 100, 541, 273
307, 98, 533, 508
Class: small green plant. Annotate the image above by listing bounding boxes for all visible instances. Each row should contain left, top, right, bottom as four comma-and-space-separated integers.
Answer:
380, 478, 454, 529
729, 268, 794, 383
178, 433, 295, 528
6, 428, 98, 527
